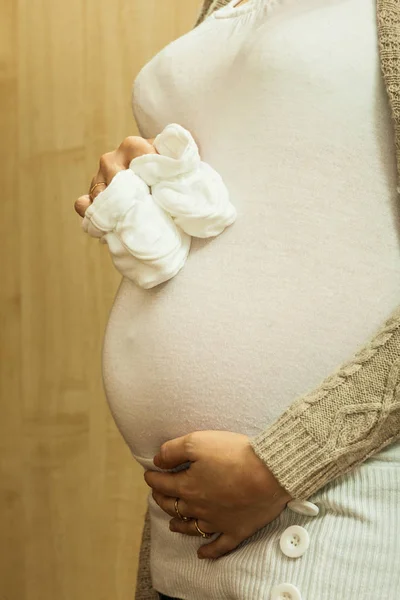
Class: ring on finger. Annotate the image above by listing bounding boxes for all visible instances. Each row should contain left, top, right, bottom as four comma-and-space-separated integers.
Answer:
174, 497, 192, 522
89, 181, 107, 197
194, 519, 214, 539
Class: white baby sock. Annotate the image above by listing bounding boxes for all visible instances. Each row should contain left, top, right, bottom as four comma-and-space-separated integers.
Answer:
130, 123, 237, 238
82, 169, 191, 290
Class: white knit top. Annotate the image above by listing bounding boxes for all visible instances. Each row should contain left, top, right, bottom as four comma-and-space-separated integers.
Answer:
102, 0, 400, 597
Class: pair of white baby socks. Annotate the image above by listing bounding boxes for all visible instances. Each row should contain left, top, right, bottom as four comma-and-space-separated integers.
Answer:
82, 124, 236, 289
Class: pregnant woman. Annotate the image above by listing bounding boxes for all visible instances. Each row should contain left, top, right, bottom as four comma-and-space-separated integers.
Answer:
75, 1, 400, 598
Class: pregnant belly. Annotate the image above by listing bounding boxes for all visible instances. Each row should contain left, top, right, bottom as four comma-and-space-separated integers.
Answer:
102, 227, 284, 466
101, 201, 399, 467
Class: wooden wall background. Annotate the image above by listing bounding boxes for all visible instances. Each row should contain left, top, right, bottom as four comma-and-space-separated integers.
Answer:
0, 1, 199, 598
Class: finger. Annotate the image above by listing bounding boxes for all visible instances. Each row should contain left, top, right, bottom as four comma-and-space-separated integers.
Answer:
88, 180, 107, 201
152, 492, 193, 520
89, 151, 122, 201
169, 518, 215, 538
197, 533, 240, 560
144, 469, 187, 497
153, 434, 197, 469
115, 136, 157, 165
74, 195, 91, 218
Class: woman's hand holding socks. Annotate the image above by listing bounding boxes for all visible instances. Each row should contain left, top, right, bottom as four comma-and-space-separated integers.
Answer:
82, 123, 236, 288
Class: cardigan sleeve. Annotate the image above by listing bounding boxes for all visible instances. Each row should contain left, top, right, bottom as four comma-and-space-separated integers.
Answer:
249, 305, 400, 499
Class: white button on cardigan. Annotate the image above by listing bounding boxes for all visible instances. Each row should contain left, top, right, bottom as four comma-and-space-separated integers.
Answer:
287, 499, 319, 517
271, 582, 302, 600
279, 526, 310, 559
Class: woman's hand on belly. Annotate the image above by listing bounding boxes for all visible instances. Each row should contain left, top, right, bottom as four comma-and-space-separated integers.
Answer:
143, 430, 292, 560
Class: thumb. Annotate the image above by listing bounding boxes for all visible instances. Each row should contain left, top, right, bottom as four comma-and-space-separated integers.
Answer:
154, 434, 197, 469
74, 195, 91, 218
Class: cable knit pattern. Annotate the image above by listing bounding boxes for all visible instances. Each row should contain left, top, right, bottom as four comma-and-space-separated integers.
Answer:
250, 306, 400, 498
134, 1, 400, 597
377, 0, 400, 185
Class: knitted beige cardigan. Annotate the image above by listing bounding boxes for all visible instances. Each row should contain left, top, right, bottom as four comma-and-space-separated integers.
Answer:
135, 2, 400, 598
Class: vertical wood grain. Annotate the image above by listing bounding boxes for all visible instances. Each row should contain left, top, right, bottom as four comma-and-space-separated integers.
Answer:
0, 1, 200, 599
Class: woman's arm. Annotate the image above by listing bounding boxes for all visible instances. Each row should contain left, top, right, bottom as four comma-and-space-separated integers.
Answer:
250, 306, 400, 499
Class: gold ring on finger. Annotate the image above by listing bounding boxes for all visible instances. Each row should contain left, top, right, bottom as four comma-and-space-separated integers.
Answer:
89, 181, 107, 197
194, 519, 213, 539
174, 497, 192, 522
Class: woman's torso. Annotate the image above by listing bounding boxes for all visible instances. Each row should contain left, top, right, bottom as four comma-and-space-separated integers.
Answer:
102, 0, 400, 469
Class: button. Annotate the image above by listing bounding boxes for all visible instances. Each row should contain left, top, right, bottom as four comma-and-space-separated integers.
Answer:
279, 526, 310, 558
271, 583, 302, 600
287, 499, 319, 517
